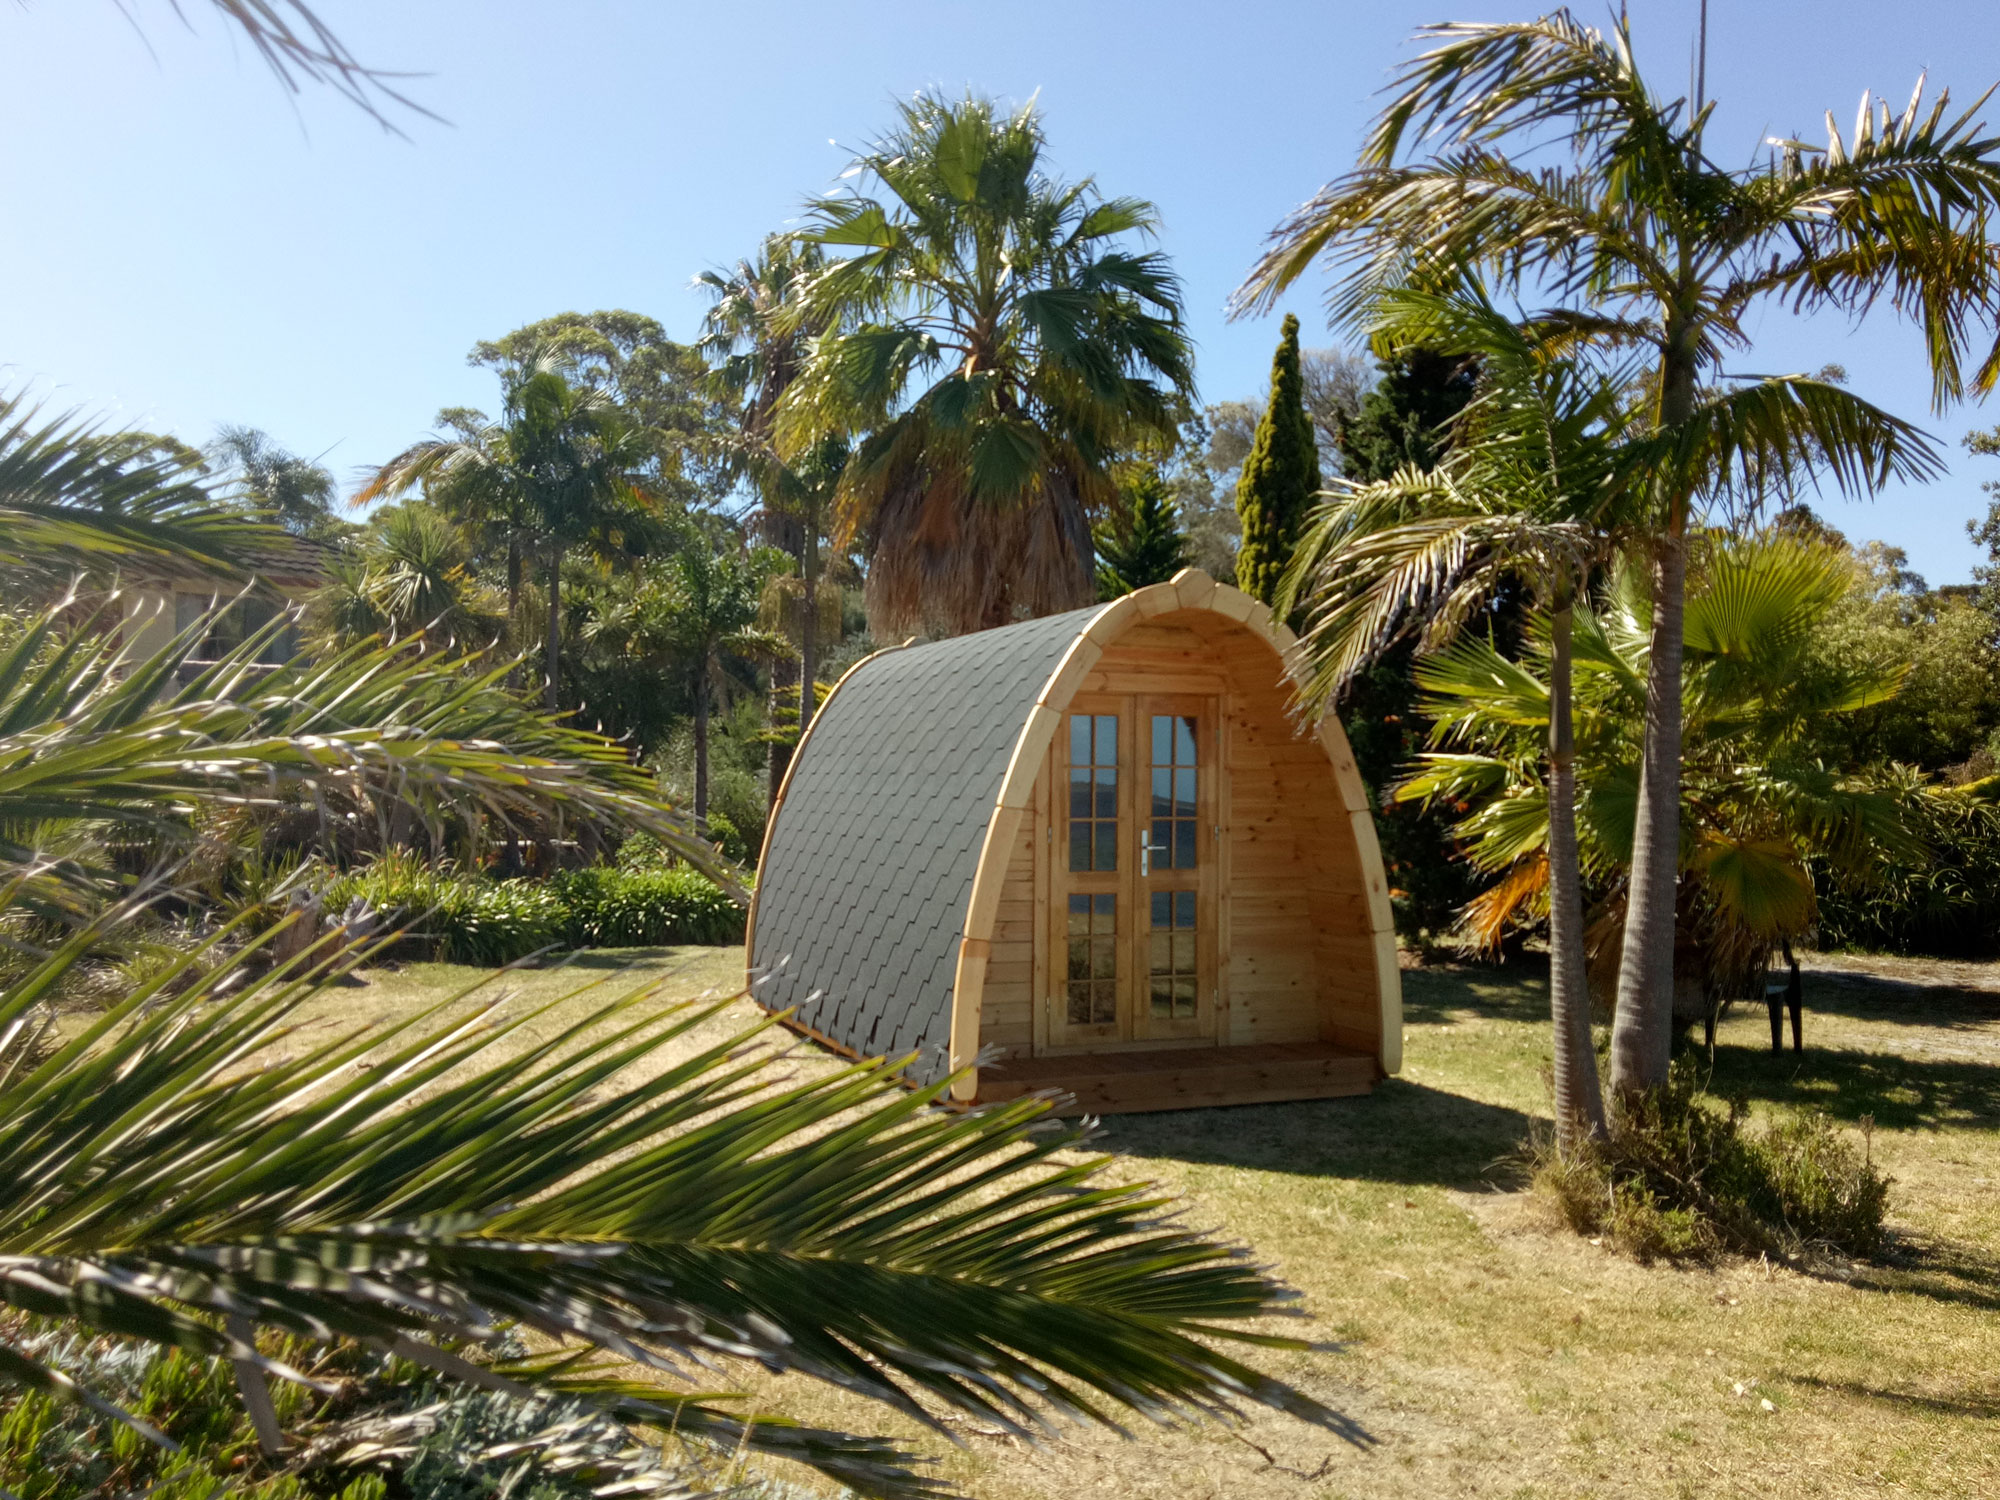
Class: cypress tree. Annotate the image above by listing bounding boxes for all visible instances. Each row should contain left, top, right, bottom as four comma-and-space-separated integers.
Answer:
1094, 465, 1192, 598
1233, 313, 1322, 608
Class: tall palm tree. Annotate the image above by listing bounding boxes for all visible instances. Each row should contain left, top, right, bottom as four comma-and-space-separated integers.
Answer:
361, 353, 660, 710
1281, 286, 1637, 1146
1237, 12, 1985, 1092
778, 93, 1195, 637
700, 237, 845, 796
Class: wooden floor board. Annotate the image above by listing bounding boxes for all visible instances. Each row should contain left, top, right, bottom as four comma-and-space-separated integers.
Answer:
976, 1040, 1375, 1115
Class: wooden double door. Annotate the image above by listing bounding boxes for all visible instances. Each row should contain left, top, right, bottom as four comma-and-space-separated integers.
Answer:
1050, 693, 1219, 1048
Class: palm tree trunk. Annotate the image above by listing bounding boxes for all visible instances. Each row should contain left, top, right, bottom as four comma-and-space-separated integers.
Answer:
544, 540, 563, 713
1611, 328, 1698, 1097
506, 536, 524, 691
1547, 594, 1607, 1147
693, 669, 710, 828
801, 524, 820, 724
767, 651, 798, 811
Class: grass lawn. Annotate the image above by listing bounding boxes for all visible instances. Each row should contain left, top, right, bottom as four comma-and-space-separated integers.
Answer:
328, 947, 2000, 1500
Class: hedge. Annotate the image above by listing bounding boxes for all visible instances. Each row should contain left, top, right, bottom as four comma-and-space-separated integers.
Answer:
323, 853, 742, 964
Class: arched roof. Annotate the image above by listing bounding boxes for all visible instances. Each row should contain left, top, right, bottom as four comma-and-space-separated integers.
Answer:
748, 603, 1098, 1084
747, 569, 1400, 1096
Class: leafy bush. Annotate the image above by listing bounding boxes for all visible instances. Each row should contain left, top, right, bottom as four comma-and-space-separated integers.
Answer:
1531, 1061, 1890, 1262
549, 866, 745, 948
323, 851, 564, 965
0, 1327, 387, 1500
322, 852, 743, 960
0, 1325, 721, 1500
1814, 777, 2000, 957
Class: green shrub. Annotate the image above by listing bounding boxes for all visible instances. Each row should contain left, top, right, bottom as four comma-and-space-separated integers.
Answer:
1813, 779, 2000, 957
324, 851, 563, 965
0, 1325, 725, 1499
549, 866, 745, 948
322, 854, 742, 960
1530, 1060, 1890, 1263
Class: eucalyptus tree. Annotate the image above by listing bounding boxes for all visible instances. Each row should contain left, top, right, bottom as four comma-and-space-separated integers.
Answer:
778, 93, 1195, 637
1238, 12, 1984, 1092
1281, 287, 1637, 1146
361, 352, 661, 709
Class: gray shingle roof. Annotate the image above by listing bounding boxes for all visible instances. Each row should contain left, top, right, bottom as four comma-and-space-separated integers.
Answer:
751, 605, 1098, 1085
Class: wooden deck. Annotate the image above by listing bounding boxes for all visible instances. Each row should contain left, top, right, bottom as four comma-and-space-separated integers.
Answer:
974, 1040, 1376, 1115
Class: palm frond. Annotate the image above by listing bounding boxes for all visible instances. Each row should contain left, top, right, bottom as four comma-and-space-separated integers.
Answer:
0, 592, 735, 893
0, 389, 283, 579
0, 895, 1358, 1493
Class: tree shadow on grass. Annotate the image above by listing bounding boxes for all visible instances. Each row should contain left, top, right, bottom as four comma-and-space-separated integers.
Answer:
1400, 958, 1550, 1028
1095, 1080, 1537, 1192
1782, 1372, 2000, 1419
1790, 964, 2000, 1033
1703, 1041, 2000, 1132
1843, 1232, 2000, 1315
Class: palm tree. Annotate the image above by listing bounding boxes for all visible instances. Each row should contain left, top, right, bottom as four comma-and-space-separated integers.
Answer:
699, 244, 846, 789
1280, 286, 1636, 1146
1237, 12, 1987, 1092
585, 537, 777, 825
361, 353, 661, 710
309, 500, 505, 650
1402, 534, 1911, 1016
778, 93, 1195, 637
206, 424, 346, 540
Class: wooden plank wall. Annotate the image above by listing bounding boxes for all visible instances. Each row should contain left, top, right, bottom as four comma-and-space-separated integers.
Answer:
977, 607, 1382, 1062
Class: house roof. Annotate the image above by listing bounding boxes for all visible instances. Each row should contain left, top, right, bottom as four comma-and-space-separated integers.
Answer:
748, 603, 1098, 1086
135, 532, 337, 591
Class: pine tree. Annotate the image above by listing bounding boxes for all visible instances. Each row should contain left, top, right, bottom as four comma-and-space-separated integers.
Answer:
1094, 465, 1192, 598
1233, 314, 1322, 607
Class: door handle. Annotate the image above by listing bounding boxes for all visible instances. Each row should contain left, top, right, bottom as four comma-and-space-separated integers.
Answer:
1138, 826, 1150, 877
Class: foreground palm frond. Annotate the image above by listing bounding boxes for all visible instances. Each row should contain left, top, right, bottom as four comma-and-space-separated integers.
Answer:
0, 898, 1358, 1496
0, 389, 282, 580
0, 589, 735, 893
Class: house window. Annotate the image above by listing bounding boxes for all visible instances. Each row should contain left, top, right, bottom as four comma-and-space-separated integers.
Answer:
1067, 713, 1119, 872
1149, 714, 1199, 869
1149, 889, 1197, 1020
173, 592, 294, 665
1066, 893, 1117, 1025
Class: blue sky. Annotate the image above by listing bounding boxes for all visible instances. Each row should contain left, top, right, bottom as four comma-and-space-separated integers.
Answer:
3, 1, 1998, 583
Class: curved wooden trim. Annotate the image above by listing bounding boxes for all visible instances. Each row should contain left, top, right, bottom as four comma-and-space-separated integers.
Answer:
745, 638, 914, 976
946, 600, 1120, 1100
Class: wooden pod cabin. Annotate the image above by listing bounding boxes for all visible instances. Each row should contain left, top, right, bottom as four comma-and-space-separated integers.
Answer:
746, 568, 1401, 1114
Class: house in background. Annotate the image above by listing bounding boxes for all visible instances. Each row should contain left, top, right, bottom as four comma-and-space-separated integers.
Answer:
118, 534, 334, 675
746, 567, 1402, 1115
